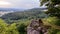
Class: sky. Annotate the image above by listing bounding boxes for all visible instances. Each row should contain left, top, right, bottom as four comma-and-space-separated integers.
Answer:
0, 0, 45, 9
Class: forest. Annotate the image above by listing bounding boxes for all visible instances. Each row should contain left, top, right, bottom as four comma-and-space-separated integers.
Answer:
0, 0, 60, 34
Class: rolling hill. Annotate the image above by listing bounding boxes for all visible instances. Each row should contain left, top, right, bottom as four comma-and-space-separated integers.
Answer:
1, 8, 47, 24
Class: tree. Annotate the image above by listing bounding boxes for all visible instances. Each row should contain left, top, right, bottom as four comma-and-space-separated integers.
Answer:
40, 0, 60, 18
0, 19, 7, 34
40, 0, 60, 34
17, 23, 27, 34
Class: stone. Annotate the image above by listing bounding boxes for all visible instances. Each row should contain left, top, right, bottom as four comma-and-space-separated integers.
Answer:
27, 19, 48, 34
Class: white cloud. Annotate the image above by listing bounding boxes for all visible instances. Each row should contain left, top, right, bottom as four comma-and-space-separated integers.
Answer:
0, 1, 13, 8
0, 0, 40, 9
0, 1, 11, 5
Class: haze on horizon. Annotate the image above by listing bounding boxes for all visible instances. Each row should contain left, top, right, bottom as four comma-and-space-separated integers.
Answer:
0, 0, 46, 9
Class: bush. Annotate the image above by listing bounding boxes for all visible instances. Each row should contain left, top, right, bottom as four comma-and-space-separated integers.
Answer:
46, 17, 60, 26
57, 31, 60, 34
17, 23, 27, 34
48, 28, 60, 34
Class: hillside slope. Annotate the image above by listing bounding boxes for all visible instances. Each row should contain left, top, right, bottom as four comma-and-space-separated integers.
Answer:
1, 8, 47, 24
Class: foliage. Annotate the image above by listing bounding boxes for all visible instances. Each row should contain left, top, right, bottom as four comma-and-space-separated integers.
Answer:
1, 8, 47, 24
46, 17, 60, 26
40, 0, 60, 18
40, 0, 60, 34
0, 18, 30, 34
0, 19, 7, 34
57, 31, 60, 34
17, 23, 27, 34
48, 28, 60, 34
43, 17, 60, 34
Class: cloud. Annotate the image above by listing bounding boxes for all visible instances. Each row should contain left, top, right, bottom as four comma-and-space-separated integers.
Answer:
0, 0, 40, 9
0, 1, 13, 8
0, 1, 11, 5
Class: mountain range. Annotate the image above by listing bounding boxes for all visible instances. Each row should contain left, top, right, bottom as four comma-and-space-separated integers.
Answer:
0, 8, 47, 11
0, 8, 47, 17
0, 8, 25, 11
0, 8, 47, 24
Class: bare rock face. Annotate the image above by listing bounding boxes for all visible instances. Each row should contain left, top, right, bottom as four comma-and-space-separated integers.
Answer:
27, 19, 48, 34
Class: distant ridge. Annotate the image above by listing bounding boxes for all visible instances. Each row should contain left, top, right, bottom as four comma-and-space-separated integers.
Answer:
0, 8, 25, 11
0, 8, 47, 11
1, 8, 47, 19
0, 8, 47, 17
